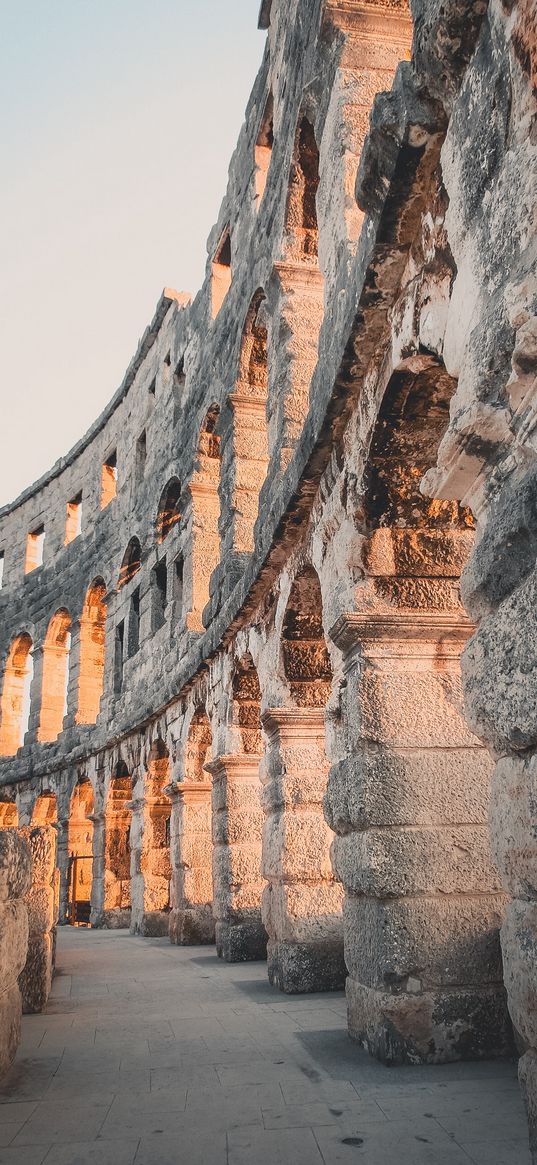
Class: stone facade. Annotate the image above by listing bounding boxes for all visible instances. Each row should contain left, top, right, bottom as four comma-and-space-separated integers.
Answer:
0, 0, 535, 1152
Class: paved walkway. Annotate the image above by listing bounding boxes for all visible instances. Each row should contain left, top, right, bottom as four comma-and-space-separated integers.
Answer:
0, 929, 530, 1165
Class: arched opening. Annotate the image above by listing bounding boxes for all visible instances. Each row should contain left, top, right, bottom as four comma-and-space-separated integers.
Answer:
187, 406, 222, 631
156, 478, 181, 542
0, 801, 18, 827
38, 610, 72, 743
103, 763, 133, 927
283, 116, 319, 264
118, 537, 142, 589
225, 291, 270, 556
77, 579, 106, 725
68, 780, 94, 926
0, 633, 33, 755
364, 360, 473, 536
282, 566, 333, 707
232, 653, 262, 754
31, 792, 58, 825
262, 564, 344, 992
170, 708, 214, 945
211, 227, 232, 318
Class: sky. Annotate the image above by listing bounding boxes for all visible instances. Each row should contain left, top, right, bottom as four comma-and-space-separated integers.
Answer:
0, 1, 266, 507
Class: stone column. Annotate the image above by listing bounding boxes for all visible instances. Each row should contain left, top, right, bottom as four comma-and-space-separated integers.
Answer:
19, 824, 58, 1012
130, 796, 171, 937
168, 782, 215, 944
207, 755, 267, 962
0, 830, 31, 1076
89, 812, 104, 928
261, 708, 345, 993
326, 612, 513, 1064
55, 817, 70, 925
269, 264, 324, 470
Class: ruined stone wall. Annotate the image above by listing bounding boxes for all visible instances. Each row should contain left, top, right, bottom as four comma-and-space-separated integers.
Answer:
0, 0, 534, 1149
0, 831, 31, 1076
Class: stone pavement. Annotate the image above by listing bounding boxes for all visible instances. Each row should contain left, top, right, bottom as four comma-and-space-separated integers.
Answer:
0, 929, 530, 1165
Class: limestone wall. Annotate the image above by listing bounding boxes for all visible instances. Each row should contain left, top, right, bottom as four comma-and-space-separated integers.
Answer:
0, 0, 534, 1151
0, 830, 31, 1076
19, 825, 58, 1014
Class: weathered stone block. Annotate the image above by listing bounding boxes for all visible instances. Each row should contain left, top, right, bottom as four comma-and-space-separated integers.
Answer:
0, 832, 32, 904
332, 825, 500, 897
19, 933, 53, 1015
491, 755, 537, 898
501, 900, 537, 1050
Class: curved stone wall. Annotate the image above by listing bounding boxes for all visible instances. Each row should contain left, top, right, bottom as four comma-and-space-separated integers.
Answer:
0, 0, 535, 1152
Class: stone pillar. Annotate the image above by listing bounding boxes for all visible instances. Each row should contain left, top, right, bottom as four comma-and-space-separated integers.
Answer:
207, 755, 267, 962
19, 825, 58, 1013
101, 807, 132, 929
0, 830, 31, 1076
261, 708, 345, 992
326, 612, 513, 1064
186, 482, 221, 632
89, 812, 105, 928
269, 264, 324, 470
168, 782, 215, 944
55, 817, 70, 925
130, 796, 171, 937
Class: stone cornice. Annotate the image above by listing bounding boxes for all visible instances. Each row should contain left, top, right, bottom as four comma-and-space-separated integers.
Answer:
323, 1, 412, 42
261, 707, 327, 740
164, 781, 212, 802
204, 754, 263, 780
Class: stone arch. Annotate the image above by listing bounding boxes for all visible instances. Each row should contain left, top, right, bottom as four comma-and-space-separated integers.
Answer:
262, 563, 344, 992
323, 357, 506, 1064
156, 478, 181, 542
169, 708, 215, 945
0, 801, 18, 827
77, 578, 106, 725
103, 762, 133, 927
283, 115, 320, 264
118, 536, 142, 589
68, 779, 94, 926
31, 792, 58, 825
187, 406, 222, 631
0, 632, 33, 756
225, 290, 270, 555
38, 610, 72, 744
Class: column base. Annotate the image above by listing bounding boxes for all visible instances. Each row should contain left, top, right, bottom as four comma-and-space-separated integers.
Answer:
347, 979, 515, 1065
267, 940, 346, 993
216, 917, 267, 963
94, 908, 132, 930
169, 906, 215, 945
130, 910, 170, 938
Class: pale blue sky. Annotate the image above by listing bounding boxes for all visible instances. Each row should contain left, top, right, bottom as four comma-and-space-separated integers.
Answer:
0, 1, 265, 506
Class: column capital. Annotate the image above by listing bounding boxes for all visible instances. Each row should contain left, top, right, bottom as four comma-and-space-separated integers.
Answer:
329, 611, 475, 661
262, 707, 326, 741
165, 781, 212, 803
273, 262, 324, 293
204, 754, 263, 781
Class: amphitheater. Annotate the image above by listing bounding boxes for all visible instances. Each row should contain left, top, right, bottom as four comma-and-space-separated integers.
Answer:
0, 0, 535, 1160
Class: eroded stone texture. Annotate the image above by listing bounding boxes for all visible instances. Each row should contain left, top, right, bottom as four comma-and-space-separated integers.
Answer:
18, 825, 58, 1013
0, 831, 31, 1076
0, 0, 532, 1144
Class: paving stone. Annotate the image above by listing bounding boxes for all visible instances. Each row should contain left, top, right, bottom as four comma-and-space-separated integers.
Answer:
42, 1141, 139, 1165
228, 1125, 325, 1164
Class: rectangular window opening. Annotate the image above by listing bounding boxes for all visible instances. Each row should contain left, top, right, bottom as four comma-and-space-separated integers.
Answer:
25, 525, 45, 574
101, 449, 118, 509
173, 554, 184, 623
151, 558, 168, 632
135, 431, 147, 484
114, 620, 124, 694
65, 492, 82, 544
128, 586, 141, 656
